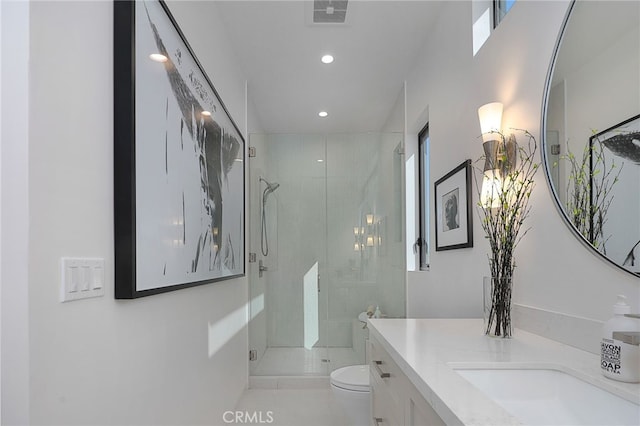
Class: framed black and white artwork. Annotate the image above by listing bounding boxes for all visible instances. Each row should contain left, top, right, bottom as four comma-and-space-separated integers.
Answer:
434, 160, 473, 251
590, 114, 640, 273
114, 0, 245, 298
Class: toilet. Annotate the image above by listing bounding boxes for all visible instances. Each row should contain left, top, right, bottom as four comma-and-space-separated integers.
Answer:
330, 364, 371, 426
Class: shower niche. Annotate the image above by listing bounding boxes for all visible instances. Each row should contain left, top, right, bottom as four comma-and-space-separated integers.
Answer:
248, 132, 406, 376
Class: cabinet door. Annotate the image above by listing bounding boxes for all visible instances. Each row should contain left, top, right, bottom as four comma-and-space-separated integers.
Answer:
370, 335, 445, 426
404, 381, 446, 426
370, 337, 404, 413
371, 371, 403, 426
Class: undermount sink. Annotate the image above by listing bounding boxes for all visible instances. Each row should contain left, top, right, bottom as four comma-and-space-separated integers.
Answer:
454, 367, 640, 425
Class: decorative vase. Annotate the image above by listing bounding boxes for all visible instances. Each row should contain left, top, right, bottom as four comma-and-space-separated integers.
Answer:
483, 275, 513, 338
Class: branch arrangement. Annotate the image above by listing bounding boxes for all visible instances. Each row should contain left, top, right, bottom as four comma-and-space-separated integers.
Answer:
475, 130, 539, 337
561, 137, 622, 253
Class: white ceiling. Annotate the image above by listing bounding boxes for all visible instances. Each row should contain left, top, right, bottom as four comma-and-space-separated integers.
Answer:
214, 1, 443, 134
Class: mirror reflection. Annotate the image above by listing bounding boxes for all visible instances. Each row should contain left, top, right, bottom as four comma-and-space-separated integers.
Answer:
544, 0, 640, 276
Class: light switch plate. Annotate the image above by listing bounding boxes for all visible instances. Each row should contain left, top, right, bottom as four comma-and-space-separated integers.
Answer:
60, 257, 105, 302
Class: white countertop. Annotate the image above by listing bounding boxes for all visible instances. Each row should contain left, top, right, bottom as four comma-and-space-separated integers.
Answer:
367, 318, 640, 426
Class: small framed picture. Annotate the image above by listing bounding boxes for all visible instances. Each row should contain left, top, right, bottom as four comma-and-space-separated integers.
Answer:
434, 160, 473, 251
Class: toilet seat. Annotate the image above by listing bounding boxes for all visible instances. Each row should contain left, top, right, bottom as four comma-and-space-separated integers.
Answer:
330, 365, 370, 392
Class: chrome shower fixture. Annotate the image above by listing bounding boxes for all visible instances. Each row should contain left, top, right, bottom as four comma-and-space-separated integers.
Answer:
260, 177, 280, 200
260, 177, 280, 256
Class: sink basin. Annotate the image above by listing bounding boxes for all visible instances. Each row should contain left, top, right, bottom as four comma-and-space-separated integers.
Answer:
455, 368, 640, 425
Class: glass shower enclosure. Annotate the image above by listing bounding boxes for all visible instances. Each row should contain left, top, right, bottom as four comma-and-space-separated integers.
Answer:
248, 132, 405, 376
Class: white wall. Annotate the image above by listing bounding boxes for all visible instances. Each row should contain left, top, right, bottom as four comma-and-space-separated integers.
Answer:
25, 1, 249, 424
406, 1, 488, 318
405, 1, 639, 326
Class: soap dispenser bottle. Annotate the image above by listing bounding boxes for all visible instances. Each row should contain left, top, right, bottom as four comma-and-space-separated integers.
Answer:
374, 306, 381, 319
601, 295, 640, 382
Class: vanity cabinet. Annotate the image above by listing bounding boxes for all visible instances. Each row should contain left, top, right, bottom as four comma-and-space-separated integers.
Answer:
369, 336, 445, 426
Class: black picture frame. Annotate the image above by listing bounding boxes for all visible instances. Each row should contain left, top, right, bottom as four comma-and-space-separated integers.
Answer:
434, 160, 473, 251
114, 0, 245, 299
589, 114, 640, 272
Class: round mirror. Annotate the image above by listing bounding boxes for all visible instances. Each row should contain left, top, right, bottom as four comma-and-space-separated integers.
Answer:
543, 0, 640, 277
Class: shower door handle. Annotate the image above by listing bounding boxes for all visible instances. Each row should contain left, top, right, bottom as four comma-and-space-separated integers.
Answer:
258, 260, 268, 278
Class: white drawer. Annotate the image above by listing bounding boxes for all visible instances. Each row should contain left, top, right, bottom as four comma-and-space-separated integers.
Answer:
369, 334, 446, 426
370, 336, 406, 418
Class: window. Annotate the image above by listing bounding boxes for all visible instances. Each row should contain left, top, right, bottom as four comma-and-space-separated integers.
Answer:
418, 124, 430, 270
473, 0, 516, 55
494, 0, 516, 28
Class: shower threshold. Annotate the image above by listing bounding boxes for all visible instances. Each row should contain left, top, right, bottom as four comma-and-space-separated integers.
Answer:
251, 347, 360, 377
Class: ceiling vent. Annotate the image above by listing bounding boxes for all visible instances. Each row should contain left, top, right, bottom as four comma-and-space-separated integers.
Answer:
313, 0, 348, 24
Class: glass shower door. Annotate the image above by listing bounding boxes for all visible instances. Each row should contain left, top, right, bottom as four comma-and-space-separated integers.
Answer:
248, 133, 330, 376
248, 132, 405, 377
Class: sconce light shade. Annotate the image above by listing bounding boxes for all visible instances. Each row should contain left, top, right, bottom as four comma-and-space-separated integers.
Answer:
366, 214, 374, 225
480, 169, 502, 208
481, 168, 522, 208
366, 235, 374, 247
478, 102, 503, 142
354, 242, 361, 251
354, 227, 360, 236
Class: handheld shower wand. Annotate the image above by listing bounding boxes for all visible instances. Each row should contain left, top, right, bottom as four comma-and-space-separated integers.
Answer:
260, 177, 280, 256
261, 178, 280, 200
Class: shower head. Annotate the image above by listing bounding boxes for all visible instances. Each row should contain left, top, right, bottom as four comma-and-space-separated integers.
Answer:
260, 177, 280, 198
265, 182, 280, 195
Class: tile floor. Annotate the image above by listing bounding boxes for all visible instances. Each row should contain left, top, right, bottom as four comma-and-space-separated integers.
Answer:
234, 387, 350, 426
239, 346, 362, 425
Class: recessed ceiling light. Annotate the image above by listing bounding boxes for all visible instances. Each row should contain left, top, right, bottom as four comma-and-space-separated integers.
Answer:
321, 54, 334, 64
318, 111, 328, 118
149, 53, 168, 63
317, 159, 324, 163
201, 110, 212, 117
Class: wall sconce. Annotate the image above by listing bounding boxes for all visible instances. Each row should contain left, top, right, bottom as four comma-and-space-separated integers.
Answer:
354, 225, 364, 251
354, 214, 383, 251
366, 214, 374, 225
478, 102, 503, 142
478, 102, 517, 208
